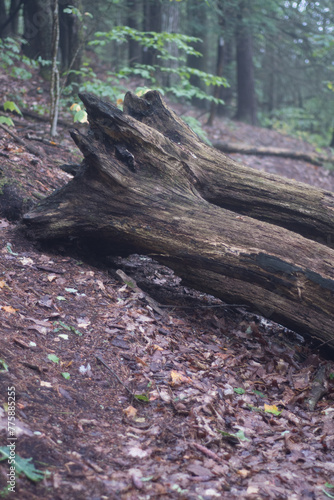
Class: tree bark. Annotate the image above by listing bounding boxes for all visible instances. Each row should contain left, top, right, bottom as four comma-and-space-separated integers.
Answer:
59, 0, 83, 79
142, 0, 162, 66
235, 2, 257, 124
0, 0, 10, 37
22, 91, 334, 350
127, 0, 142, 65
23, 0, 53, 67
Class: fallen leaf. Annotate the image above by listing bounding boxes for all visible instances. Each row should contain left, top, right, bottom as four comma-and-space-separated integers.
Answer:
123, 406, 137, 419
19, 257, 34, 266
128, 446, 149, 458
237, 469, 250, 478
40, 381, 52, 388
77, 317, 91, 328
170, 370, 192, 386
48, 354, 59, 364
264, 404, 282, 416
152, 344, 164, 351
2, 305, 16, 314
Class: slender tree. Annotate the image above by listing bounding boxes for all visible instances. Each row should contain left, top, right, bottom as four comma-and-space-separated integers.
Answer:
50, 0, 60, 136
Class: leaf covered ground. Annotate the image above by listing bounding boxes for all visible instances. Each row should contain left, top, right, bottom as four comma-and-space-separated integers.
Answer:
0, 68, 334, 500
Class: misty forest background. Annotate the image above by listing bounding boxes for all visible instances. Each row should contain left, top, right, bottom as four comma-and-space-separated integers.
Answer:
0, 0, 333, 148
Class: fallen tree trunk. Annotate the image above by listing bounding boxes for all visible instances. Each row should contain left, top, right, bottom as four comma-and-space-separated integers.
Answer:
22, 91, 334, 349
122, 92, 334, 248
212, 141, 334, 167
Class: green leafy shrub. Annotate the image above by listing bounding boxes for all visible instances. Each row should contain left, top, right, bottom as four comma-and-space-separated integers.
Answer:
0, 37, 40, 80
89, 27, 228, 104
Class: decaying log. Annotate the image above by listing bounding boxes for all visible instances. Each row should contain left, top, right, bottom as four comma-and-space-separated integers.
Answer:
122, 92, 334, 247
212, 141, 334, 167
22, 91, 334, 350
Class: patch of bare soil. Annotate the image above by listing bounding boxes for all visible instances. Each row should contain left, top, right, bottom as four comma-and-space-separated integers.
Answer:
0, 68, 334, 499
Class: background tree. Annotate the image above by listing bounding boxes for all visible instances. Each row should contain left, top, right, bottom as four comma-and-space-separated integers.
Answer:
0, 0, 333, 145
0, 0, 23, 37
59, 0, 83, 75
22, 0, 53, 65
234, 0, 257, 124
127, 0, 142, 65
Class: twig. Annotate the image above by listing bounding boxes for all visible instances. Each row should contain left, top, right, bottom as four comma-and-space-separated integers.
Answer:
0, 122, 44, 157
192, 442, 220, 462
95, 354, 134, 397
26, 133, 60, 146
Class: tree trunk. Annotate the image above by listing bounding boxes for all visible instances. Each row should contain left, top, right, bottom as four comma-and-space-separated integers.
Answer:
9, 0, 21, 35
142, 0, 161, 66
59, 0, 83, 80
235, 2, 257, 124
0, 0, 9, 37
186, 0, 209, 109
330, 128, 334, 148
207, 35, 225, 126
22, 91, 334, 350
161, 0, 180, 88
0, 0, 22, 37
127, 0, 142, 65
23, 0, 53, 68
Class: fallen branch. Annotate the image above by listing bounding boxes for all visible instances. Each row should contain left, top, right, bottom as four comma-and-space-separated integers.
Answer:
0, 122, 44, 157
213, 141, 334, 167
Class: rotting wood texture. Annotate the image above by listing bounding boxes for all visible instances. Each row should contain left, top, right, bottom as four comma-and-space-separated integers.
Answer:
22, 91, 334, 350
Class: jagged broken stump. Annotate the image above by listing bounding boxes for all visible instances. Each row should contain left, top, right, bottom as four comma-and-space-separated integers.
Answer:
23, 91, 334, 350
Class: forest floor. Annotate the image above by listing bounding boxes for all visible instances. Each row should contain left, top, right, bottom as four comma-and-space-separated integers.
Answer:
0, 67, 334, 500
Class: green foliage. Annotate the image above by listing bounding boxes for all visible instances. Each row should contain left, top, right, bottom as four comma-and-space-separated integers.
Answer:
69, 103, 88, 123
48, 354, 59, 364
0, 116, 14, 127
181, 115, 212, 145
63, 63, 128, 104
0, 101, 22, 127
260, 101, 333, 148
0, 447, 48, 482
0, 37, 38, 80
322, 484, 334, 499
4, 101, 22, 116
91, 27, 202, 60
88, 26, 228, 103
0, 359, 9, 372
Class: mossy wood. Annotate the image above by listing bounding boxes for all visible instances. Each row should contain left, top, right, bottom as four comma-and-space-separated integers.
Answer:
23, 91, 334, 349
